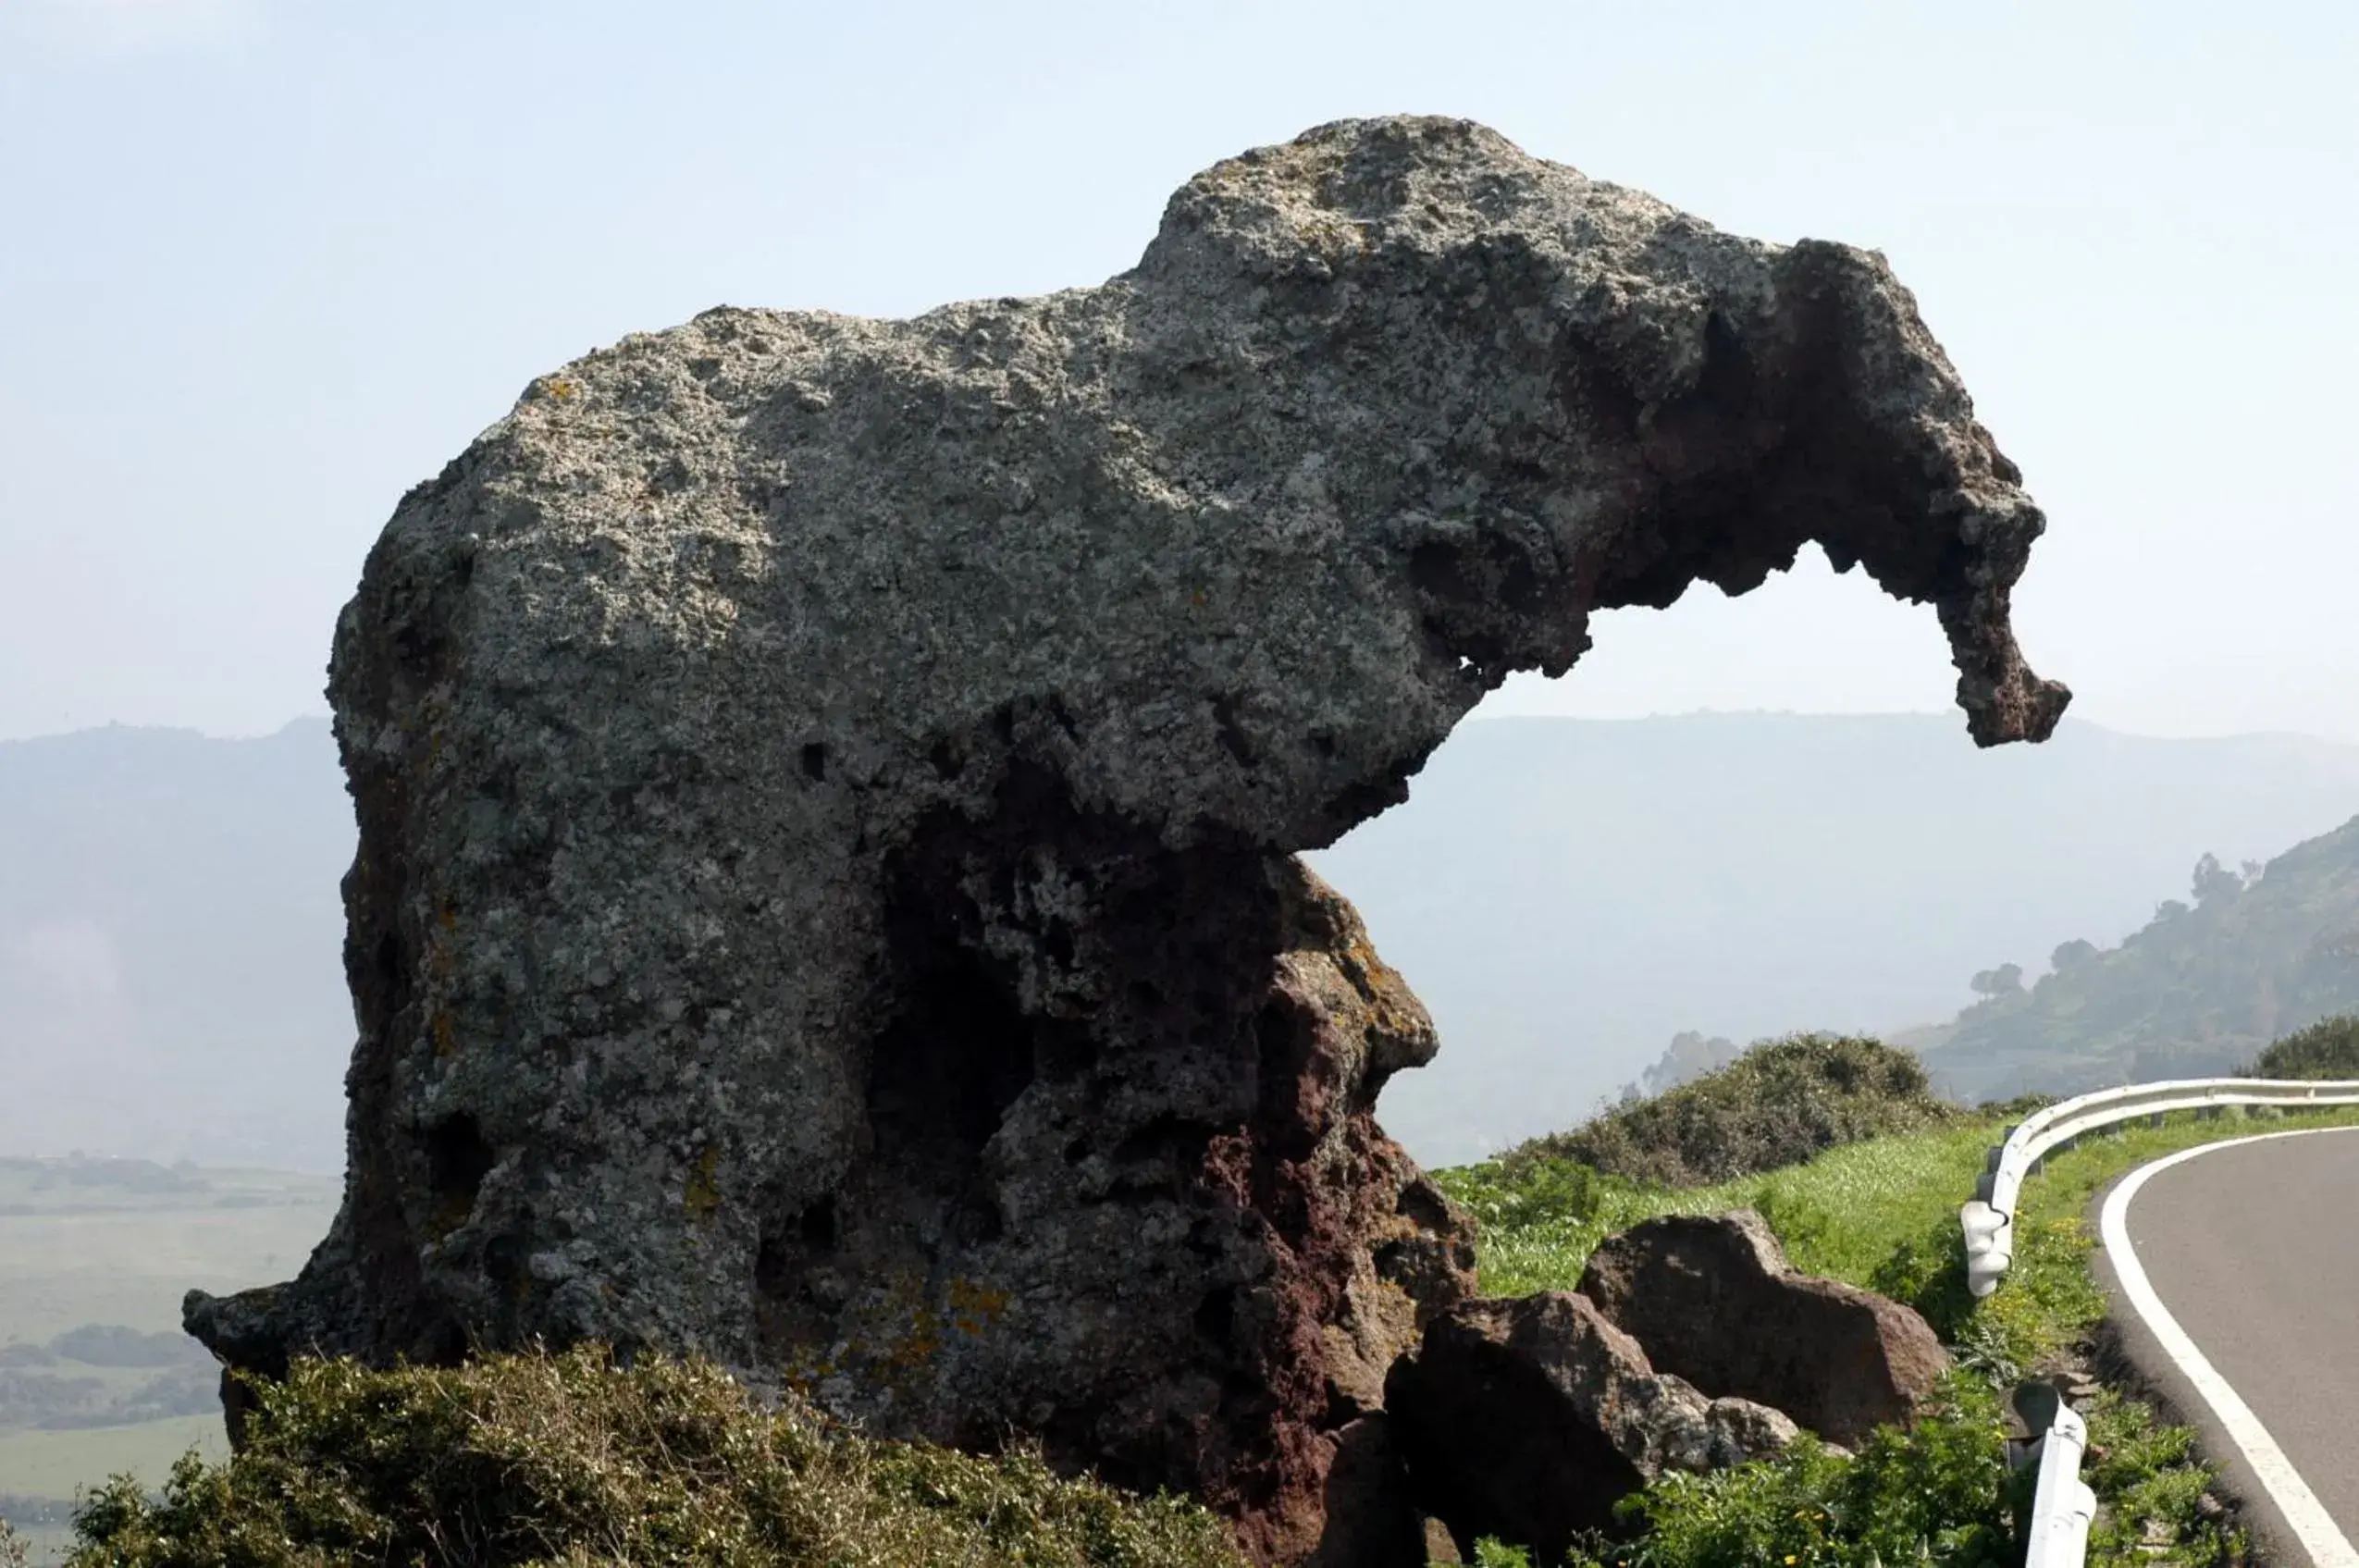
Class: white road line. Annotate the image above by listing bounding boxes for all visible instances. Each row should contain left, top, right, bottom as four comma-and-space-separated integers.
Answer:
2100, 1129, 2359, 1568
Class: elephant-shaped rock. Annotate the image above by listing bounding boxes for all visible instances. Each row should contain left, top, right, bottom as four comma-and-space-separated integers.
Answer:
187, 115, 2063, 1562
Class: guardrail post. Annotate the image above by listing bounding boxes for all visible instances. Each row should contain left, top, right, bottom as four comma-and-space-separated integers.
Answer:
2021, 1401, 2095, 1568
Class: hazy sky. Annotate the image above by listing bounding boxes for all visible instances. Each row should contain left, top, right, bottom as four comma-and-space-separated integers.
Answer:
3, 0, 2353, 743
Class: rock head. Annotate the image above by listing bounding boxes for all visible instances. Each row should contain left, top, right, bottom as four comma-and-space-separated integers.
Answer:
186, 115, 2063, 1561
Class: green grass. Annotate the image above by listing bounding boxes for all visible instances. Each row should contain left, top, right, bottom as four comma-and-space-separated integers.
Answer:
1434, 1117, 2002, 1301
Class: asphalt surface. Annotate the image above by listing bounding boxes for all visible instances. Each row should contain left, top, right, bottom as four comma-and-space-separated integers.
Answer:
2095, 1127, 2359, 1564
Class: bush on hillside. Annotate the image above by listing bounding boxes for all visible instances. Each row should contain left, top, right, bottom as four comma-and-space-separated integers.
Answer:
1505, 1033, 1962, 1188
65, 1345, 1247, 1568
2242, 1013, 2359, 1080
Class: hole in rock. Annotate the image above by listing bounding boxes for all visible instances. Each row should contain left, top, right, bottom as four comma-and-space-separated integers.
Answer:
868, 949, 1035, 1164
862, 941, 1040, 1248
483, 1229, 526, 1291
1193, 1286, 1237, 1348
799, 741, 828, 782
752, 1193, 844, 1346
422, 1113, 496, 1213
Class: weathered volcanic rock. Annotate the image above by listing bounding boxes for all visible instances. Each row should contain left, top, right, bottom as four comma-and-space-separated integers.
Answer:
184, 113, 2063, 1560
1576, 1210, 1949, 1448
1387, 1291, 1801, 1563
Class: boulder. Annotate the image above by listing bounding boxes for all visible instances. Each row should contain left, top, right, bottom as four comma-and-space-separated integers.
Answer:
1387, 1291, 1800, 1563
1576, 1210, 1949, 1448
183, 114, 2061, 1560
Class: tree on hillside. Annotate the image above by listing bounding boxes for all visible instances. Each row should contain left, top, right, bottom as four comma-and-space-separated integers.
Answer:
2050, 938, 2098, 973
2192, 852, 2244, 905
1970, 963, 2025, 998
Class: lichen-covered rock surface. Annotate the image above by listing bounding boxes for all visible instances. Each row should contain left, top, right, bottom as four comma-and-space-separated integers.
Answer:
185, 114, 2064, 1561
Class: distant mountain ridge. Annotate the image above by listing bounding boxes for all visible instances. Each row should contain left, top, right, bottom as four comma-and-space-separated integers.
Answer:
6, 711, 2359, 1173
1911, 816, 2359, 1102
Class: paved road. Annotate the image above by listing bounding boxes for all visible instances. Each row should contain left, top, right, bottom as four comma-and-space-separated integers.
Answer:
2096, 1127, 2359, 1566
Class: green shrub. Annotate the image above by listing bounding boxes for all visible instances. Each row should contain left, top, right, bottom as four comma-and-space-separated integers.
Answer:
2080, 1393, 2229, 1564
1556, 1374, 2020, 1568
2242, 1012, 2359, 1080
1504, 1034, 1963, 1189
65, 1344, 1246, 1568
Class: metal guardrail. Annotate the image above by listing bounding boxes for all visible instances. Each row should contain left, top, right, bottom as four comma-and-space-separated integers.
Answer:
1959, 1076, 2359, 1299
1959, 1076, 2359, 1568
2017, 1394, 2095, 1568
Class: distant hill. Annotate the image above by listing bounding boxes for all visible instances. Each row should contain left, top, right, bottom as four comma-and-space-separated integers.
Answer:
1616, 1031, 1742, 1105
0, 721, 352, 1171
6, 711, 2359, 1175
1308, 713, 2359, 1164
1911, 818, 2359, 1103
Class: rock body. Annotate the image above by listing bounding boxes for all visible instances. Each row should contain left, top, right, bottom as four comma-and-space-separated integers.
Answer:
185, 115, 2063, 1560
1577, 1210, 1950, 1448
1387, 1291, 1800, 1562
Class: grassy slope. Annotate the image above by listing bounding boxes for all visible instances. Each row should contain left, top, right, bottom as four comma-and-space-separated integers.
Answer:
1438, 1118, 2000, 1300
